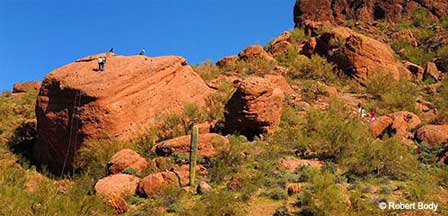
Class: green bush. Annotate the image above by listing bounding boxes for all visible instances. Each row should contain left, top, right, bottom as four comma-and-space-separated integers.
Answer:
297, 170, 348, 216
193, 60, 224, 81
300, 100, 372, 161
284, 55, 339, 84
411, 8, 432, 27
122, 167, 137, 175
264, 188, 288, 200
204, 81, 235, 121
391, 40, 434, 66
365, 72, 418, 114
434, 80, 448, 123
184, 191, 247, 216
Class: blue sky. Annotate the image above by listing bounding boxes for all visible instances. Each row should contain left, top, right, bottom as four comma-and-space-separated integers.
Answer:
0, 0, 294, 91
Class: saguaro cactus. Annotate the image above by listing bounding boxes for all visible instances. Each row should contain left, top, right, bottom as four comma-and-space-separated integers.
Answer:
189, 125, 199, 186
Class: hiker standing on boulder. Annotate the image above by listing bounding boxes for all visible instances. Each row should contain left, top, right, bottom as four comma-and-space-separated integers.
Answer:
139, 49, 145, 55
98, 57, 106, 71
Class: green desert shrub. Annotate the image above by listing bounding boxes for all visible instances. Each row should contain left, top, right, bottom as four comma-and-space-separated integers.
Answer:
365, 72, 418, 114
300, 100, 372, 161
263, 188, 288, 200
193, 60, 225, 81
184, 191, 247, 216
290, 28, 308, 44
285, 55, 339, 84
204, 81, 235, 121
411, 8, 433, 27
392, 40, 434, 66
297, 170, 348, 216
434, 80, 448, 123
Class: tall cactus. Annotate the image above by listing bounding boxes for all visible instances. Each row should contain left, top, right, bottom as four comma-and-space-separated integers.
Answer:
189, 125, 199, 186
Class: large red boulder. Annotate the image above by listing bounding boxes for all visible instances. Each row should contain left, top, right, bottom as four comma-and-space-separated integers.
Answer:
224, 77, 285, 138
108, 149, 148, 175
152, 133, 229, 158
12, 81, 41, 93
138, 171, 180, 197
34, 53, 213, 171
370, 111, 421, 144
328, 27, 412, 83
416, 125, 448, 146
294, 0, 447, 26
95, 174, 140, 199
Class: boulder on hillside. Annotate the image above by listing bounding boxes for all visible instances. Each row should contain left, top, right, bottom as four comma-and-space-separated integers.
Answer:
293, 0, 447, 27
34, 53, 213, 172
108, 149, 148, 175
278, 157, 324, 172
152, 133, 229, 158
138, 171, 180, 197
404, 61, 424, 80
13, 81, 41, 93
216, 56, 239, 68
267, 31, 296, 57
224, 77, 285, 138
238, 45, 276, 62
370, 111, 421, 144
416, 125, 448, 146
95, 174, 140, 199
424, 62, 441, 81
327, 27, 412, 83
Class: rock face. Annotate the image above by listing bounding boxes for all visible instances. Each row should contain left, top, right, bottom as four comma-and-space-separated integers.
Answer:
328, 27, 412, 83
152, 133, 229, 158
34, 53, 212, 171
224, 77, 285, 138
370, 111, 421, 143
95, 174, 140, 198
13, 81, 41, 93
108, 149, 148, 175
138, 171, 180, 197
416, 125, 448, 146
294, 0, 448, 27
238, 45, 276, 62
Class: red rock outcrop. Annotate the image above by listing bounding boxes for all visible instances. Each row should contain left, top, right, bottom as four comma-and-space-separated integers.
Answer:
138, 171, 180, 197
416, 125, 448, 146
95, 174, 140, 198
34, 53, 213, 171
13, 81, 41, 93
294, 0, 448, 27
172, 164, 208, 187
328, 27, 412, 83
108, 149, 148, 175
278, 157, 324, 172
224, 77, 285, 138
152, 133, 229, 158
370, 111, 421, 143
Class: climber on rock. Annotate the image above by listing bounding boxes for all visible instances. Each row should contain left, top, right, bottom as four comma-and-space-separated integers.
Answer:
98, 56, 106, 71
139, 49, 145, 55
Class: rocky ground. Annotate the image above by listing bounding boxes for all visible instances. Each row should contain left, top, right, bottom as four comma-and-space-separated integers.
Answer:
1, 1, 448, 215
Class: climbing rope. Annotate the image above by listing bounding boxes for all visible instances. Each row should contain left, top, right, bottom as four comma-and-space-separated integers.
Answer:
60, 90, 82, 177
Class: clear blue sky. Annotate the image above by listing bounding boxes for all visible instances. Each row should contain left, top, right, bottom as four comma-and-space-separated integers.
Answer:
0, 0, 294, 91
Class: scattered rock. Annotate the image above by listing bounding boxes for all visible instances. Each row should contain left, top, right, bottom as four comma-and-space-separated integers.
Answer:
12, 81, 41, 93
264, 74, 296, 97
95, 174, 140, 199
152, 133, 229, 158
108, 149, 148, 175
107, 197, 128, 215
278, 157, 323, 172
404, 61, 424, 80
268, 32, 293, 56
35, 54, 213, 171
138, 171, 180, 197
416, 125, 448, 146
225, 77, 285, 138
197, 181, 213, 194
227, 175, 242, 191
424, 62, 441, 81
287, 183, 301, 195
172, 164, 208, 187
